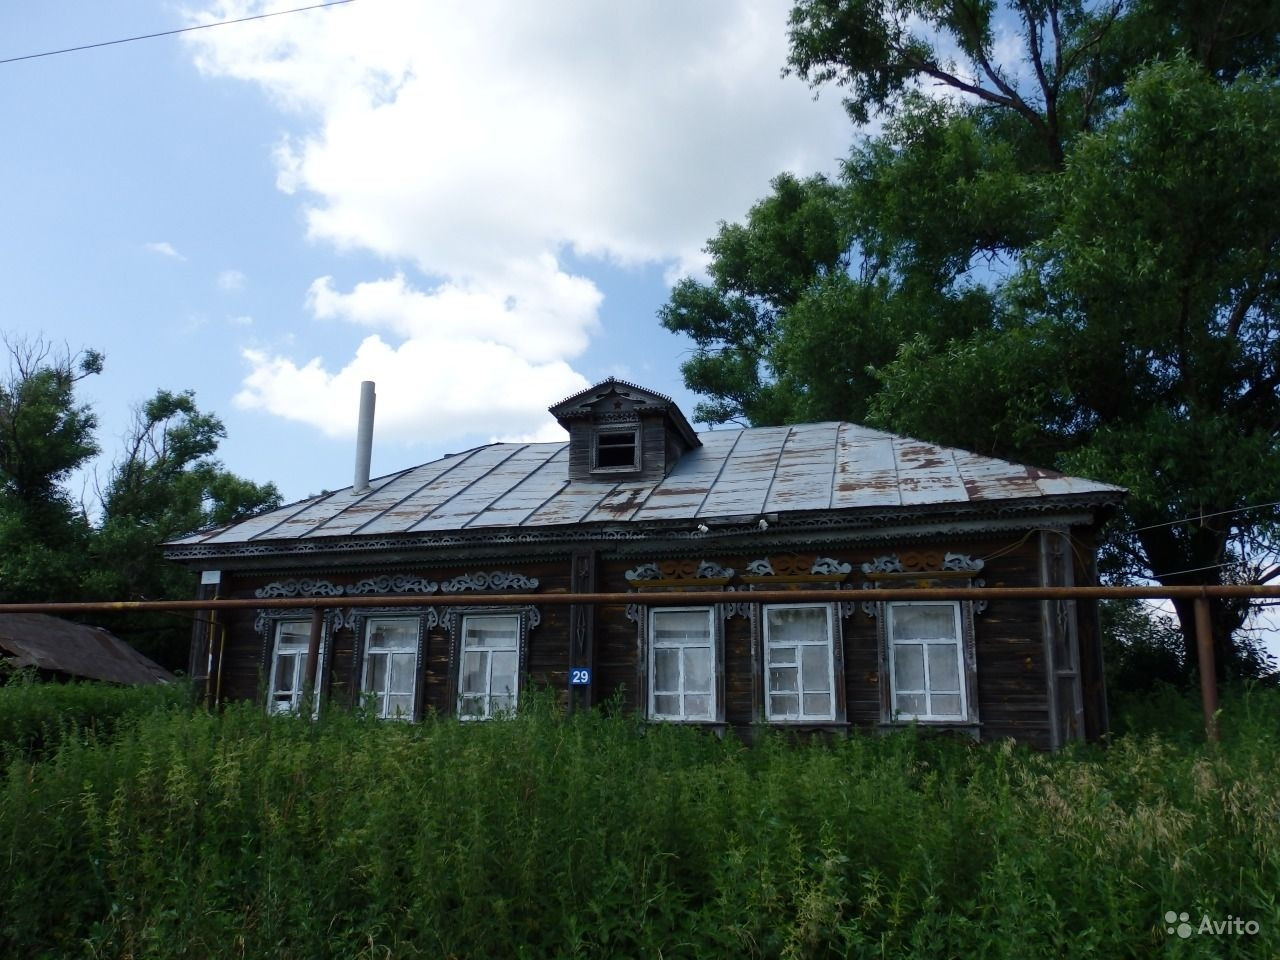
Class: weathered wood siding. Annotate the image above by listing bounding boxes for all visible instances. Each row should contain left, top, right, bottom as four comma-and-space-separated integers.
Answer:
202, 527, 1109, 750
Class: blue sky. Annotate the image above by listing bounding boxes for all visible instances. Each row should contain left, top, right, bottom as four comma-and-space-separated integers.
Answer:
1, 0, 850, 505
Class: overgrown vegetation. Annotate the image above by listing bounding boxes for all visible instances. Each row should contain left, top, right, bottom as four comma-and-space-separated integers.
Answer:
2, 684, 1276, 958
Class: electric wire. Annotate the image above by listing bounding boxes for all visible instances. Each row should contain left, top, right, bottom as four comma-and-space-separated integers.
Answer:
0, 0, 356, 66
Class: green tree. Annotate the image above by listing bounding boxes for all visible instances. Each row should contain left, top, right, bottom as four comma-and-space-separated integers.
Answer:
90, 390, 281, 667
0, 339, 103, 602
661, 1, 1280, 676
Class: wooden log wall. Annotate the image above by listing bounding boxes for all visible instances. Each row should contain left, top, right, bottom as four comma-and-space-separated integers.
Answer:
203, 526, 1102, 749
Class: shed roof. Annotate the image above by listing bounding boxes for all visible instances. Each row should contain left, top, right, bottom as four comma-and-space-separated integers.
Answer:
168, 422, 1123, 552
0, 614, 175, 685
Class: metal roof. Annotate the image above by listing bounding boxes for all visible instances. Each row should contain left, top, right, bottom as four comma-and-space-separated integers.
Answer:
0, 614, 175, 685
169, 422, 1123, 550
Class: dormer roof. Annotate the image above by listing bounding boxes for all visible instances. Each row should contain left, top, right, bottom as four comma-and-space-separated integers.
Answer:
549, 378, 700, 450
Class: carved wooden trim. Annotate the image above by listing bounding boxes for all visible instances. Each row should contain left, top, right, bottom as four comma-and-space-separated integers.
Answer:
624, 559, 735, 588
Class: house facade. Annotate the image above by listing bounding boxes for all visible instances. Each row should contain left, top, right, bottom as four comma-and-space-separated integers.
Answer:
165, 379, 1124, 749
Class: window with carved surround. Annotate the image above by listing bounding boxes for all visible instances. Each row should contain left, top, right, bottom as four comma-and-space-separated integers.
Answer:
458, 613, 522, 719
744, 556, 852, 725
266, 618, 326, 716
361, 617, 420, 720
253, 572, 539, 722
649, 607, 717, 721
862, 553, 984, 729
886, 602, 966, 720
763, 604, 837, 722
625, 559, 736, 724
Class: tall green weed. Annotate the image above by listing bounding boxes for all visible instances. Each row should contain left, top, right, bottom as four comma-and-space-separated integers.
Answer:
1, 686, 1276, 958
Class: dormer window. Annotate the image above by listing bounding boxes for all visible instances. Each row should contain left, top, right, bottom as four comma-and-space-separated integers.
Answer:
594, 428, 639, 472
550, 378, 701, 482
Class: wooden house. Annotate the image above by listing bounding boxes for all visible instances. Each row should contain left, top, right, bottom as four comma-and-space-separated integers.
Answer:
165, 378, 1124, 749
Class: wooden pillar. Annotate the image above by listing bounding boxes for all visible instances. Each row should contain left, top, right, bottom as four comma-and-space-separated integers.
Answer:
568, 550, 597, 713
1194, 595, 1220, 743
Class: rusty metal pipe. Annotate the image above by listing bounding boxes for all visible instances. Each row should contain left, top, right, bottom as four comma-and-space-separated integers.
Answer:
3, 584, 1280, 614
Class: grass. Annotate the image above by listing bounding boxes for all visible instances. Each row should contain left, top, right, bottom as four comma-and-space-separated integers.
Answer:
0, 683, 1276, 958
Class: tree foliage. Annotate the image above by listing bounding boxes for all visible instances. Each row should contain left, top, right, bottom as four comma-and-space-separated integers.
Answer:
0, 344, 280, 667
661, 0, 1280, 676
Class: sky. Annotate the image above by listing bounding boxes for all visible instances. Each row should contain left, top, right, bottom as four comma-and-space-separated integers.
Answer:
0, 0, 852, 506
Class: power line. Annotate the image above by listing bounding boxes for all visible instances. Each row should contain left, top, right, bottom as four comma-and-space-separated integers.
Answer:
1129, 500, 1280, 534
0, 0, 356, 66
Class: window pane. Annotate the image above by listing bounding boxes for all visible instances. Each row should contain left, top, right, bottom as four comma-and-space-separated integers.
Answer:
768, 644, 796, 665
653, 693, 680, 715
891, 605, 956, 641
277, 621, 310, 647
459, 695, 485, 718
275, 654, 295, 693
767, 605, 828, 639
684, 694, 711, 718
385, 694, 412, 718
927, 644, 960, 692
769, 666, 797, 693
770, 694, 799, 717
653, 609, 711, 641
931, 693, 961, 717
461, 651, 487, 694
896, 692, 925, 716
365, 654, 386, 694
465, 623, 517, 648
368, 618, 416, 649
388, 653, 415, 695
491, 694, 516, 715
803, 692, 831, 717
801, 646, 831, 692
654, 648, 679, 692
684, 647, 712, 692
894, 645, 925, 691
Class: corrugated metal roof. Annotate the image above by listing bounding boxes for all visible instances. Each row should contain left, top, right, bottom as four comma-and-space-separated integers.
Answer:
0, 614, 174, 685
169, 422, 1123, 550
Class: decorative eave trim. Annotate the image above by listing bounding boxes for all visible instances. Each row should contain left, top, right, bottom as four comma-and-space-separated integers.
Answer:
165, 499, 1114, 564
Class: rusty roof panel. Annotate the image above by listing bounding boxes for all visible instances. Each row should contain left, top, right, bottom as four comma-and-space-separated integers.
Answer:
831, 426, 901, 509
523, 478, 619, 525
764, 423, 840, 512
581, 481, 662, 523
348, 445, 509, 536
412, 444, 564, 531
631, 431, 741, 520
466, 445, 571, 528
894, 439, 967, 506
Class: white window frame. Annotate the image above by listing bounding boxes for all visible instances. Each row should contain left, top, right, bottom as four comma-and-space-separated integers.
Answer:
457, 612, 522, 720
267, 618, 324, 716
647, 606, 718, 722
886, 601, 968, 722
360, 616, 421, 720
762, 603, 837, 722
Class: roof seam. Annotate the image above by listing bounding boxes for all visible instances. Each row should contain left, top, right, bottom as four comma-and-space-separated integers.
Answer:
346, 446, 493, 537
691, 428, 745, 518
464, 444, 568, 527
759, 424, 794, 514
422, 444, 530, 532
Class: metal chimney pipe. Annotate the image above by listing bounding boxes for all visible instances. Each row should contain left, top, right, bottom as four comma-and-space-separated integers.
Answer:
353, 380, 376, 494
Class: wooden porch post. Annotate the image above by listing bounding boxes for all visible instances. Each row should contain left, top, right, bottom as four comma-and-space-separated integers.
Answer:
1194, 595, 1219, 744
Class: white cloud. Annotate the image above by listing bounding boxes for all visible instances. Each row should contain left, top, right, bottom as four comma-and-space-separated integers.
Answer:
144, 241, 186, 261
217, 269, 247, 292
228, 314, 254, 326
186, 0, 850, 443
234, 337, 588, 444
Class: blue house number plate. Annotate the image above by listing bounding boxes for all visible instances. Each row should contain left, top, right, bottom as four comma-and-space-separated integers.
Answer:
569, 668, 591, 685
